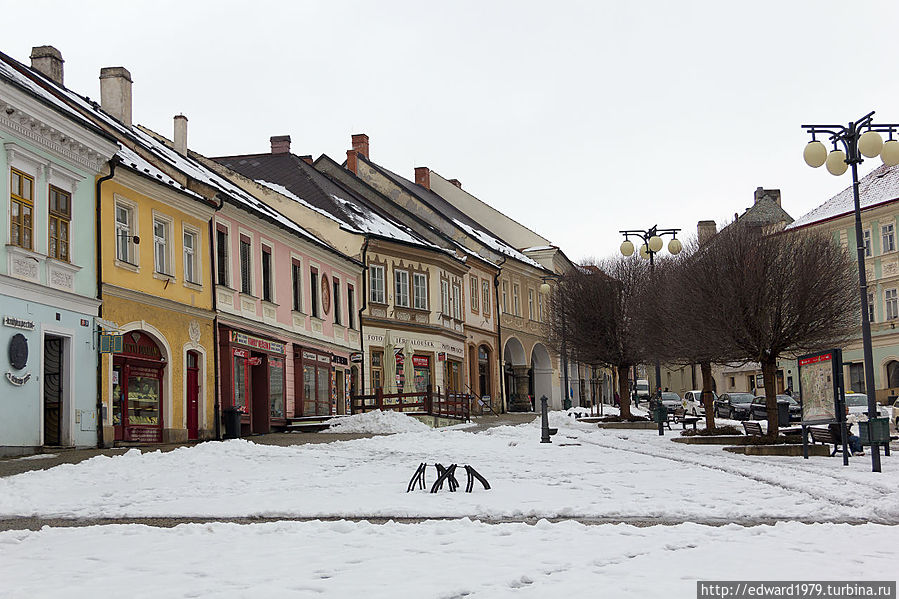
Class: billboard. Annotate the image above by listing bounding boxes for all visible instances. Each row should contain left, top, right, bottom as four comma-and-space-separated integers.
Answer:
797, 348, 842, 423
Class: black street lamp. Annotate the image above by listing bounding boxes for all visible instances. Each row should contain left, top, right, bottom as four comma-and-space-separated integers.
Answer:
619, 226, 682, 400
803, 110, 899, 473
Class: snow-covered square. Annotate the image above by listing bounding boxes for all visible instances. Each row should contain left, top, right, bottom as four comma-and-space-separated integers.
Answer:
1, 411, 896, 598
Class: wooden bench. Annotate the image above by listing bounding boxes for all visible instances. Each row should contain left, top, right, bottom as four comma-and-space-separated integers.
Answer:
680, 415, 700, 430
742, 421, 763, 437
808, 426, 845, 457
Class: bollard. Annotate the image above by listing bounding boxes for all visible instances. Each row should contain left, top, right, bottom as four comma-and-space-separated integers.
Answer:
540, 395, 551, 443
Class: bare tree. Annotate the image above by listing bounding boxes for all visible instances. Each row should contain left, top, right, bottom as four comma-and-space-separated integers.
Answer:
545, 257, 653, 419
677, 224, 858, 437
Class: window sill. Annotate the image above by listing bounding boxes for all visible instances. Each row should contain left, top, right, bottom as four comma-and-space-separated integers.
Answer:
369, 300, 388, 308
153, 271, 176, 283
216, 283, 236, 292
183, 280, 203, 292
291, 309, 307, 318
238, 291, 259, 301
262, 299, 279, 309
114, 258, 140, 273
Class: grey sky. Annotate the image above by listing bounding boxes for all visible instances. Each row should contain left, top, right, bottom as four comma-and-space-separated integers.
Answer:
5, 0, 899, 261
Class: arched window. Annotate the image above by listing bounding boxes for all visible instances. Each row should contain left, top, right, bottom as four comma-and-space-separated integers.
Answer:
887, 360, 899, 388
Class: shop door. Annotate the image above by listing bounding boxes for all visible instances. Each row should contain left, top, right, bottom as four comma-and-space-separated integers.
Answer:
43, 336, 63, 446
336, 370, 345, 415
186, 351, 199, 440
250, 353, 270, 433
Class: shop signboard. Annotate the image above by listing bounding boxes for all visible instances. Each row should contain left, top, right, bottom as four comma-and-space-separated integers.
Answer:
797, 348, 842, 424
331, 355, 348, 365
350, 352, 363, 363
99, 334, 123, 354
412, 356, 430, 368
231, 331, 285, 354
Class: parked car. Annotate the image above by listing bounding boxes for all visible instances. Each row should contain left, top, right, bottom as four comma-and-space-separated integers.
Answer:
750, 395, 801, 422
714, 392, 755, 419
683, 390, 717, 415
844, 393, 878, 418
634, 379, 651, 401
659, 392, 682, 411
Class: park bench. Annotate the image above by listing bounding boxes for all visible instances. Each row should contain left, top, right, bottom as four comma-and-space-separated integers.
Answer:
808, 426, 845, 457
671, 406, 700, 430
742, 421, 763, 437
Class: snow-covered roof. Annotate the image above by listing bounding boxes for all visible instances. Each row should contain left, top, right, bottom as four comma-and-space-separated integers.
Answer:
451, 218, 546, 269
788, 163, 899, 229
116, 145, 204, 200
523, 245, 555, 252
0, 52, 103, 134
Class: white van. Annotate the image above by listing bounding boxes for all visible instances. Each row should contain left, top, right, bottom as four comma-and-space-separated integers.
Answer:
635, 379, 650, 399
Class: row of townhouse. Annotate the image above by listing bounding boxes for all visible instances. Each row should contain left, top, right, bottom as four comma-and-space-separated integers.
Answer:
1, 46, 604, 455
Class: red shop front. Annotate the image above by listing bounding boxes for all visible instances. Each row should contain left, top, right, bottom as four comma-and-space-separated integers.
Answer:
112, 331, 165, 443
219, 326, 286, 434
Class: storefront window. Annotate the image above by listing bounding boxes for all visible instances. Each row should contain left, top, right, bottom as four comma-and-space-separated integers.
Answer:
233, 354, 248, 412
413, 356, 431, 392
317, 367, 330, 415
127, 373, 160, 426
303, 364, 316, 415
112, 365, 123, 426
446, 360, 461, 393
269, 358, 284, 419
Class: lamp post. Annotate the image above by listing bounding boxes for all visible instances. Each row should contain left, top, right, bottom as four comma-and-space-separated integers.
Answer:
802, 111, 899, 473
540, 275, 569, 411
619, 226, 683, 399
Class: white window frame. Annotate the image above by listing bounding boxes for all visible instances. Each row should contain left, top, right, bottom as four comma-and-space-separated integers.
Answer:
114, 196, 138, 268
413, 272, 428, 310
528, 288, 535, 320
290, 255, 304, 313
333, 275, 342, 325
260, 243, 274, 303
452, 282, 462, 320
868, 291, 875, 323
482, 280, 491, 317
182, 225, 201, 287
502, 280, 508, 313
369, 264, 385, 304
470, 276, 479, 313
441, 279, 450, 315
864, 228, 872, 257
512, 283, 521, 316
886, 288, 898, 320
152, 212, 174, 277
394, 268, 410, 308
883, 223, 895, 253
215, 221, 230, 288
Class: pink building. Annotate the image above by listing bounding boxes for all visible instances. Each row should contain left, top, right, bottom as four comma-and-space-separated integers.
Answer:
211, 171, 362, 433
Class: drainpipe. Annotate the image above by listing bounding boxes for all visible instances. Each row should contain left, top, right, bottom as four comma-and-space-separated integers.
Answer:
95, 157, 118, 450
358, 236, 370, 394
209, 194, 225, 440
493, 258, 506, 413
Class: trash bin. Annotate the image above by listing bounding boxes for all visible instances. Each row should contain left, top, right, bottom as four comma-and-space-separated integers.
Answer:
776, 401, 790, 427
563, 398, 572, 410
223, 407, 242, 439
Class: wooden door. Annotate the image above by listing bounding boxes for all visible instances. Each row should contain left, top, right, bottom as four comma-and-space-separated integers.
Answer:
250, 355, 270, 433
186, 351, 199, 440
43, 336, 62, 446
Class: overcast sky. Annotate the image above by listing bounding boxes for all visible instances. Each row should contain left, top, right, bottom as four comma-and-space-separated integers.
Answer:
4, 0, 899, 261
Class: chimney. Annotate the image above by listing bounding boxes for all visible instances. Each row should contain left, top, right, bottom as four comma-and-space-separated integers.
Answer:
415, 167, 430, 190
697, 220, 717, 244
99, 67, 133, 127
299, 155, 313, 165
754, 186, 782, 206
270, 135, 291, 154
173, 114, 188, 155
30, 46, 64, 86
351, 133, 369, 159
346, 149, 358, 174
448, 178, 462, 189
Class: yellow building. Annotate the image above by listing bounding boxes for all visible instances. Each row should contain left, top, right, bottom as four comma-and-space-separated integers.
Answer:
98, 150, 217, 444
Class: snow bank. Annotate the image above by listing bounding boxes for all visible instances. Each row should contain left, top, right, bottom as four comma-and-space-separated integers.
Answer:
0, 520, 894, 598
322, 410, 431, 434
1, 420, 897, 521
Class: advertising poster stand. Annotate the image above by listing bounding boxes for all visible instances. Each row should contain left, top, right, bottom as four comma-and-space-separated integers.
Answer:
797, 348, 849, 464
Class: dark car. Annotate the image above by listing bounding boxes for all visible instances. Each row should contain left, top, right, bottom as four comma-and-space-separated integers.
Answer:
659, 392, 682, 411
750, 395, 801, 422
714, 392, 754, 419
